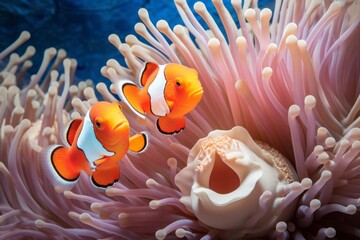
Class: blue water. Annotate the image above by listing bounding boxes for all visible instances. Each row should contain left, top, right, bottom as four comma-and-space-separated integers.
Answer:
0, 0, 274, 84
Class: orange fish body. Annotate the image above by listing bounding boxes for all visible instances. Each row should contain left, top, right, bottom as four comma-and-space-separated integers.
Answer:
45, 101, 148, 189
115, 62, 203, 134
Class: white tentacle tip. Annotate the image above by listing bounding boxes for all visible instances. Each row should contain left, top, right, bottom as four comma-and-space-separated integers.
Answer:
35, 219, 45, 228
79, 213, 92, 224
288, 105, 300, 117
208, 38, 221, 51
146, 178, 157, 188
260, 8, 272, 21
286, 35, 298, 45
321, 170, 332, 180
194, 2, 207, 13
352, 141, 360, 150
297, 39, 307, 49
305, 95, 316, 109
149, 200, 159, 209
244, 8, 256, 20
138, 8, 149, 19
63, 190, 74, 199
20, 31, 31, 41
325, 227, 336, 238
157, 20, 169, 31
310, 199, 321, 209
267, 43, 277, 52
284, 22, 298, 34
45, 47, 57, 57
175, 228, 186, 238
346, 204, 357, 215
90, 202, 102, 212
301, 178, 312, 189
155, 229, 167, 240
262, 67, 273, 79
167, 157, 177, 167
276, 221, 287, 232
261, 190, 273, 201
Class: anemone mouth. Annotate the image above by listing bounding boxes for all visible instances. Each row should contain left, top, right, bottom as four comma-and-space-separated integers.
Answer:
209, 152, 241, 194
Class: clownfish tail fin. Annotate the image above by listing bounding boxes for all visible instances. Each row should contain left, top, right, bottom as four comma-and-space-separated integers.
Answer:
115, 80, 145, 119
43, 145, 80, 190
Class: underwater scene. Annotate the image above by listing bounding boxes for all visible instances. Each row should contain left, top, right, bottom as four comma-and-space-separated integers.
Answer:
0, 0, 359, 239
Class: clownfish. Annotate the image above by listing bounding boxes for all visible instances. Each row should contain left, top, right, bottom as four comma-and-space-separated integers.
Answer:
44, 101, 148, 189
114, 62, 203, 134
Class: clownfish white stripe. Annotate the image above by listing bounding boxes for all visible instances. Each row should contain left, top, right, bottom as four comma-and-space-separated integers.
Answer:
77, 111, 114, 168
147, 64, 170, 117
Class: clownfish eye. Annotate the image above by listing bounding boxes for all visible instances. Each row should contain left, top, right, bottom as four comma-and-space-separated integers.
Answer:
176, 81, 182, 87
94, 117, 104, 129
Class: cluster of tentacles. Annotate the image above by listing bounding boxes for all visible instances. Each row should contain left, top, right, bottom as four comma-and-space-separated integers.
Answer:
1, 0, 359, 239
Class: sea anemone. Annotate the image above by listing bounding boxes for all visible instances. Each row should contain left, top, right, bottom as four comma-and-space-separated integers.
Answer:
175, 126, 300, 239
1, 0, 359, 239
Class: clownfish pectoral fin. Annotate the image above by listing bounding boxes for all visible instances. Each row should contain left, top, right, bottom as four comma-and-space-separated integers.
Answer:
129, 132, 148, 153
115, 80, 145, 119
166, 100, 174, 110
91, 163, 120, 188
65, 119, 83, 145
44, 145, 80, 190
93, 157, 108, 167
156, 116, 186, 135
140, 62, 159, 87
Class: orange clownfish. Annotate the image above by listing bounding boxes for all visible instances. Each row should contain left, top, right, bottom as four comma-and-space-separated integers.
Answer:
114, 62, 203, 134
44, 101, 148, 189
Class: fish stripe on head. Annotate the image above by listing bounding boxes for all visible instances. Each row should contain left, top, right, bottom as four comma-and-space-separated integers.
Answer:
77, 111, 114, 169
147, 64, 170, 117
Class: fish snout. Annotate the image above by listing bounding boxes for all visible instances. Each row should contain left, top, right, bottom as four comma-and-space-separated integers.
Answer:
188, 87, 204, 99
113, 121, 129, 132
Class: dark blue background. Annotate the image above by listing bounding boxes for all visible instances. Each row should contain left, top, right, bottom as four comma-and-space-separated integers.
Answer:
0, 0, 273, 84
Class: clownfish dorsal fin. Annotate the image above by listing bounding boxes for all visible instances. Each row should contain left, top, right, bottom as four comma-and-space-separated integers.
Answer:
140, 62, 159, 87
114, 80, 146, 119
129, 132, 148, 153
66, 119, 83, 145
